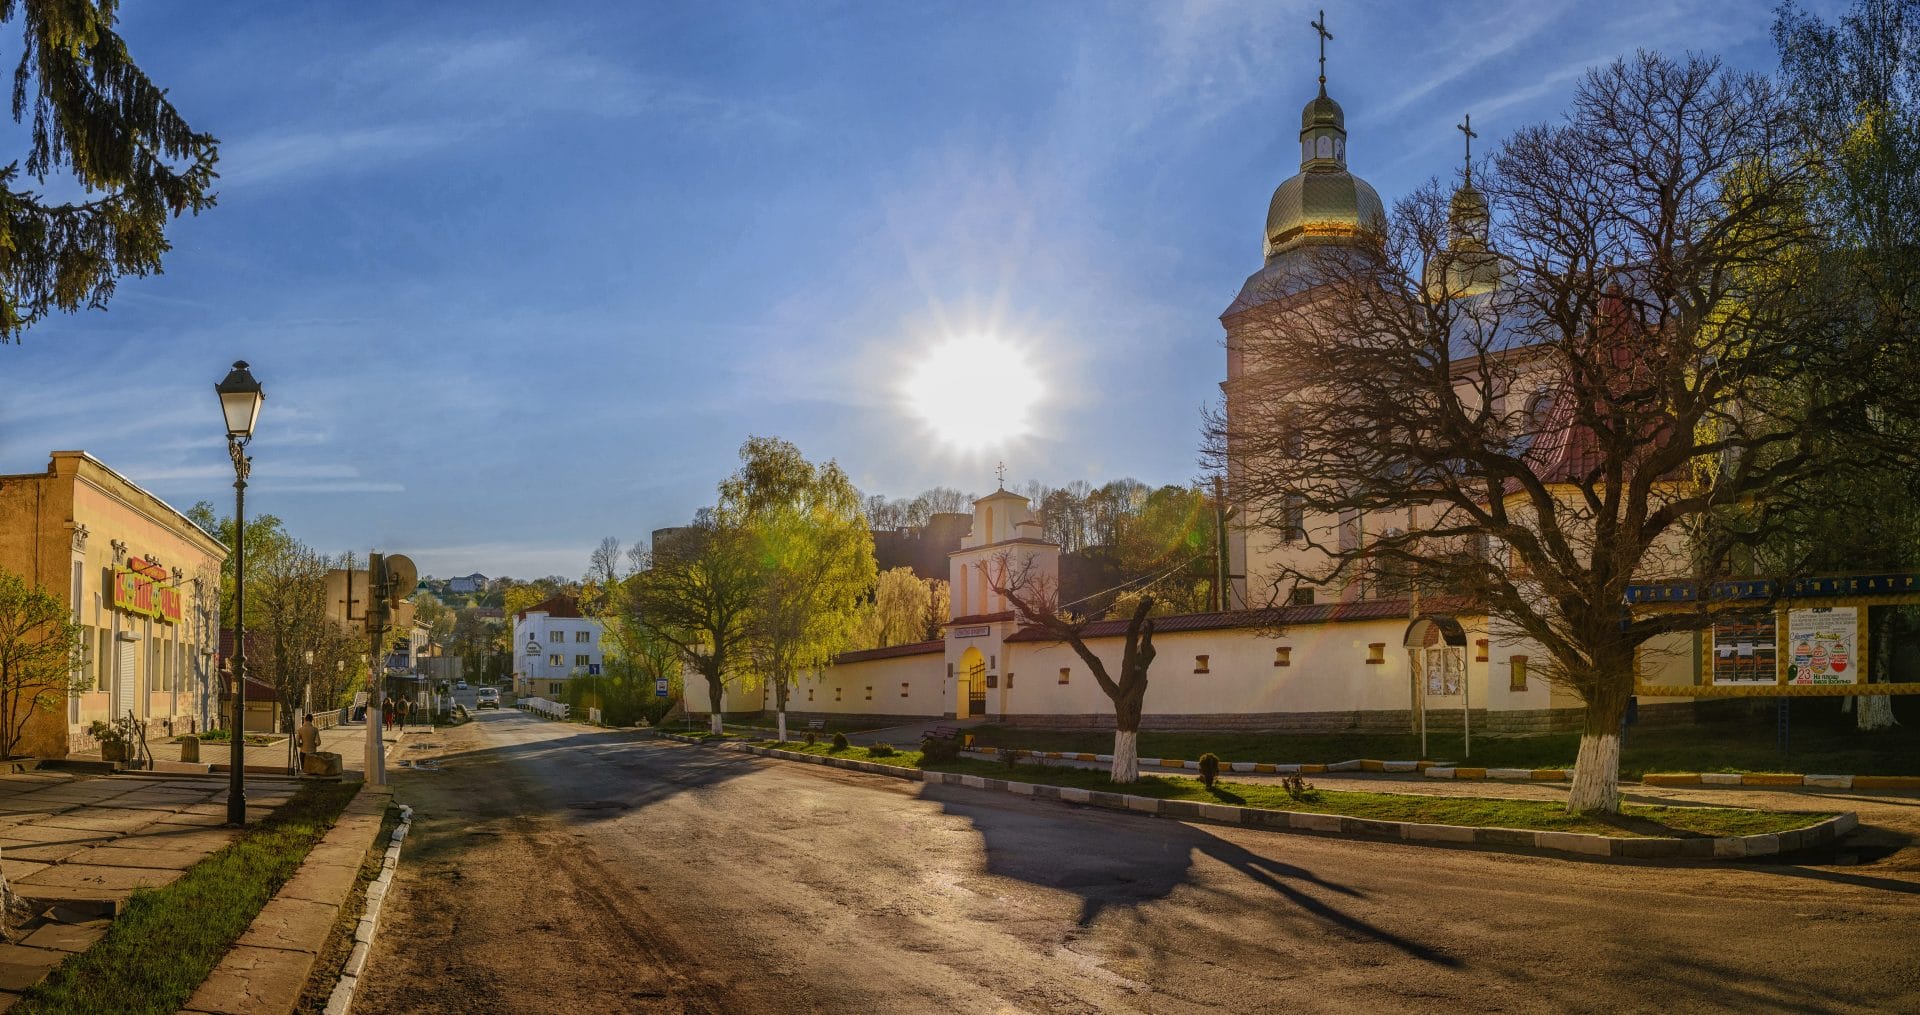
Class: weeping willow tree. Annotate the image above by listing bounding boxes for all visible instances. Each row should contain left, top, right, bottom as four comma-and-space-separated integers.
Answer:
1, 0, 219, 340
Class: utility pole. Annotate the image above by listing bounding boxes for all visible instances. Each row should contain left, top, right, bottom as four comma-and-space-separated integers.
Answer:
365, 552, 389, 786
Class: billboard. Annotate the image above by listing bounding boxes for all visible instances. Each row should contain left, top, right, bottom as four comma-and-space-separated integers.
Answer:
1787, 607, 1861, 685
1710, 612, 1777, 685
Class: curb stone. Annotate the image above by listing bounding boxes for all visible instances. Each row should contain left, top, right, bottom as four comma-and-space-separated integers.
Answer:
665, 734, 1857, 864
965, 747, 1920, 791
321, 802, 413, 1015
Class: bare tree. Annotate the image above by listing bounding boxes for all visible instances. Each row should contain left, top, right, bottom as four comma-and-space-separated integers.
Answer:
978, 552, 1156, 782
1206, 54, 1909, 814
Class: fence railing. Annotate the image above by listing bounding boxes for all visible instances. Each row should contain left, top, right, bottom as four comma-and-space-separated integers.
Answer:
522, 697, 570, 720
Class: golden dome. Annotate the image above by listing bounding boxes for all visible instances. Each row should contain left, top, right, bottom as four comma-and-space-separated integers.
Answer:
1426, 180, 1500, 298
1263, 88, 1386, 260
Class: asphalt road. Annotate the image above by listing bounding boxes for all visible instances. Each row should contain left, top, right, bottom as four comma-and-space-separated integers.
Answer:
352, 703, 1920, 1014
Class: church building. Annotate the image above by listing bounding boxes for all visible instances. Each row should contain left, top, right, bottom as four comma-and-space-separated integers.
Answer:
685, 34, 1703, 737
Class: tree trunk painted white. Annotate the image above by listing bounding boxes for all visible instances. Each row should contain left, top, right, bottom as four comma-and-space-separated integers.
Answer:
777, 710, 788, 743
1858, 616, 1898, 730
1566, 731, 1621, 814
1857, 695, 1897, 730
1110, 729, 1140, 783
709, 712, 723, 735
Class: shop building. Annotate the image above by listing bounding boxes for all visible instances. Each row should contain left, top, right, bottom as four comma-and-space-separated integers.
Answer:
0, 451, 226, 756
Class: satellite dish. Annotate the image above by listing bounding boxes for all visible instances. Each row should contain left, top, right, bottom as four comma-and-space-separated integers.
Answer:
384, 554, 418, 606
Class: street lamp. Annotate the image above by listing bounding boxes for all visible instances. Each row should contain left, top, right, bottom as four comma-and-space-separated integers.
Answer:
216, 360, 263, 826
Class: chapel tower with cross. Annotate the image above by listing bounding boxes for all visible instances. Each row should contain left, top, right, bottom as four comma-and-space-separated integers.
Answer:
1217, 10, 1391, 610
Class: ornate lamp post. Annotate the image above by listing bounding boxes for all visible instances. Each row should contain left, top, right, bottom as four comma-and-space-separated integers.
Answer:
216, 361, 264, 826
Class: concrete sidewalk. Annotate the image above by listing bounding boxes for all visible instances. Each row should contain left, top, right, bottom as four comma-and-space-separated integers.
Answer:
0, 769, 300, 1005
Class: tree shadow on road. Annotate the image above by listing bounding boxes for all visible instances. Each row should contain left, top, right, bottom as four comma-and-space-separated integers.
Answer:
918, 784, 1461, 969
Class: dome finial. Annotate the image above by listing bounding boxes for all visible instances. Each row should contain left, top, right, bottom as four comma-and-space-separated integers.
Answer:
1310, 9, 1333, 93
1457, 113, 1478, 185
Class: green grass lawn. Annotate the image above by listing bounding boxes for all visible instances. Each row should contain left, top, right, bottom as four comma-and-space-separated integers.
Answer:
745, 740, 1830, 839
15, 780, 361, 1015
962, 708, 1920, 778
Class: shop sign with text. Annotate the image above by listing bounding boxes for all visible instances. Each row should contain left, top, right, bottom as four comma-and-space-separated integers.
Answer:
111, 559, 182, 623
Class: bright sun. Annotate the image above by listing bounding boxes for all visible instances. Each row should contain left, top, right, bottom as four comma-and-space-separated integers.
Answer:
903, 336, 1044, 450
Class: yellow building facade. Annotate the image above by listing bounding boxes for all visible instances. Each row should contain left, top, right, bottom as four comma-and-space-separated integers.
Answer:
0, 451, 226, 756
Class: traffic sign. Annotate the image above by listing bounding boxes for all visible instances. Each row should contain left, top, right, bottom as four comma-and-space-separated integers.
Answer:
655, 677, 669, 698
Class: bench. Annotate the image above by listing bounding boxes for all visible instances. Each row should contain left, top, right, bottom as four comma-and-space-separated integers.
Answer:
805, 719, 826, 732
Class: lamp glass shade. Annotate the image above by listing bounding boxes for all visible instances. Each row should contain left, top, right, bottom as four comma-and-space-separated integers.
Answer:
215, 361, 264, 437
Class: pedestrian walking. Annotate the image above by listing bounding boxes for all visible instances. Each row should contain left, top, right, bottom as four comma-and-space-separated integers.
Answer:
297, 713, 320, 772
384, 697, 395, 731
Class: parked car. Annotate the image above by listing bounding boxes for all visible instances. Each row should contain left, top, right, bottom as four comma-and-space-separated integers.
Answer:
476, 687, 500, 709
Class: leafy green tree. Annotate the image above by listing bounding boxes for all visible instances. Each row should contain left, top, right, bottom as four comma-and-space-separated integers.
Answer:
852, 567, 938, 650
0, 566, 81, 929
627, 516, 763, 734
0, 0, 219, 340
1775, 0, 1920, 729
186, 501, 294, 631
0, 566, 82, 759
722, 437, 876, 742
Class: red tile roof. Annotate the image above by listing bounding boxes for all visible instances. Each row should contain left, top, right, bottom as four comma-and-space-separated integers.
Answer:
833, 639, 945, 665
515, 594, 582, 621
1005, 596, 1476, 642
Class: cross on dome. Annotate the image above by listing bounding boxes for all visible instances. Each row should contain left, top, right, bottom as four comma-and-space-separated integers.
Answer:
1457, 113, 1478, 185
1310, 10, 1333, 92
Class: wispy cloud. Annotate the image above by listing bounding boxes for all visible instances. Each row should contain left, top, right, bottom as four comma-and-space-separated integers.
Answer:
220, 124, 469, 187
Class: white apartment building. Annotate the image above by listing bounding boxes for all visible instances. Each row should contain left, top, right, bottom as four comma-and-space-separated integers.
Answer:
510, 595, 606, 697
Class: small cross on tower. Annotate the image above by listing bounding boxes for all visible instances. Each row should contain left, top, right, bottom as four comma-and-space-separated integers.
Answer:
1457, 113, 1478, 184
995, 461, 1007, 490
1310, 10, 1333, 89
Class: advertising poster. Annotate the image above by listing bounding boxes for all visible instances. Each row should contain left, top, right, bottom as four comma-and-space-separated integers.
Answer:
1423, 647, 1462, 696
1787, 607, 1862, 685
1711, 611, 1778, 685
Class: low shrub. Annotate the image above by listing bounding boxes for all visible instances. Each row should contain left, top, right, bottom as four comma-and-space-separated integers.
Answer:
920, 736, 962, 763
830, 732, 850, 752
1281, 774, 1319, 801
868, 743, 895, 758
998, 746, 1022, 769
804, 731, 818, 746
1198, 753, 1221, 788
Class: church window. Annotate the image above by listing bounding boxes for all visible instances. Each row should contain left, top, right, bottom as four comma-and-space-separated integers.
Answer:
1475, 639, 1489, 663
1274, 646, 1292, 667
1334, 138, 1345, 160
808, 688, 814, 702
1194, 654, 1210, 674
901, 682, 910, 697
1510, 656, 1529, 691
1006, 672, 1013, 688
865, 686, 872, 701
1302, 140, 1313, 162
1058, 667, 1070, 684
1316, 135, 1333, 159
1289, 588, 1316, 607
835, 687, 842, 701
1284, 496, 1306, 542
1366, 643, 1386, 665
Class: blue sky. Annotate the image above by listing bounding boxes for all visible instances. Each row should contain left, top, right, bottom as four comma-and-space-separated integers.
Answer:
0, 1, 1832, 579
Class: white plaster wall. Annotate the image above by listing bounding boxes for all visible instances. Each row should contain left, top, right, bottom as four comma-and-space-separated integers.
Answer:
680, 651, 946, 717
1001, 620, 1423, 717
